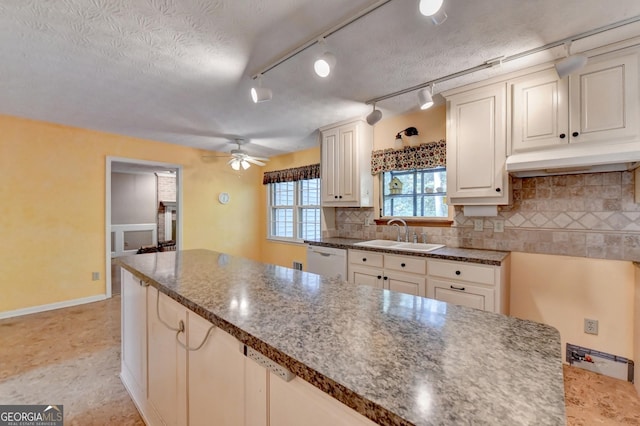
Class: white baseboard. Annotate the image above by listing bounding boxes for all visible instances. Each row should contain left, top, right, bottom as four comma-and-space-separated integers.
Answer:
0, 294, 109, 320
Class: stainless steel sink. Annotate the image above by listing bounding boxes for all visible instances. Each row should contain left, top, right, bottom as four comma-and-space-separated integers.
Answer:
353, 240, 444, 253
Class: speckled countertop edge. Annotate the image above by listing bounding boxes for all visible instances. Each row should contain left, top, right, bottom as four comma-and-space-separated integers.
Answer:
116, 250, 565, 426
305, 238, 510, 266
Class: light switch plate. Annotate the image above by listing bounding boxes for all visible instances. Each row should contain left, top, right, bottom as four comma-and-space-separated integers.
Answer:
473, 219, 483, 232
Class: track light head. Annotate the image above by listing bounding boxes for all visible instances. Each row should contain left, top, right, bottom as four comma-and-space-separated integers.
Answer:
314, 39, 336, 78
251, 75, 272, 103
419, 0, 444, 16
554, 42, 588, 78
366, 104, 382, 126
418, 85, 434, 110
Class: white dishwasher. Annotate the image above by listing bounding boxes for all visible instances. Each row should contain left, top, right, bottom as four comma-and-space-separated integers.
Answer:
306, 245, 347, 281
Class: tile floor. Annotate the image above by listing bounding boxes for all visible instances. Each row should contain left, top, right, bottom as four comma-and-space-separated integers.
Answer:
1, 297, 639, 425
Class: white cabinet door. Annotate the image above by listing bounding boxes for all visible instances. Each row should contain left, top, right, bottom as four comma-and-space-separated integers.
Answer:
269, 374, 376, 426
446, 82, 509, 204
188, 313, 246, 426
511, 68, 569, 152
349, 265, 383, 289
320, 120, 373, 207
121, 270, 147, 401
386, 271, 425, 297
147, 287, 187, 426
428, 278, 494, 312
569, 50, 639, 145
321, 127, 340, 203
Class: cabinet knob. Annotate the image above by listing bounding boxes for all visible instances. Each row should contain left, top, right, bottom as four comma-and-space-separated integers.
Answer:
339, 195, 343, 199
334, 195, 338, 199
377, 275, 382, 279
455, 270, 461, 276
495, 188, 501, 193
401, 263, 406, 267
450, 285, 466, 291
383, 276, 388, 280
572, 131, 579, 137
362, 258, 367, 262
559, 133, 566, 139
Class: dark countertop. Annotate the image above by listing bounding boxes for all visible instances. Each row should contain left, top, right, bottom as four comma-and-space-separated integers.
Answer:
305, 237, 510, 266
117, 249, 565, 426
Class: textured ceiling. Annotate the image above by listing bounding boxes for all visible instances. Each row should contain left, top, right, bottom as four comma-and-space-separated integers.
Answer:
1, 0, 640, 157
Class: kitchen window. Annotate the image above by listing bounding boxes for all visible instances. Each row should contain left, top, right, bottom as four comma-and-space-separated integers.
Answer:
264, 164, 321, 242
381, 167, 448, 218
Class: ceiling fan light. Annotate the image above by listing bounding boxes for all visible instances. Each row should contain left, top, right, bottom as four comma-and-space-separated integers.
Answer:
230, 159, 241, 170
418, 87, 434, 110
419, 0, 444, 16
240, 160, 250, 170
555, 54, 588, 78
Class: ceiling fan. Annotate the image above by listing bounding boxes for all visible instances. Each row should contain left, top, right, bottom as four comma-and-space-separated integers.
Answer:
204, 138, 269, 170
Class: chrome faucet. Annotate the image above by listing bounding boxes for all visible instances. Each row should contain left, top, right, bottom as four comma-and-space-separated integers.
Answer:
387, 218, 408, 242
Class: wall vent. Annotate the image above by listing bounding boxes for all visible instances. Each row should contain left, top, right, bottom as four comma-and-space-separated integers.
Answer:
566, 343, 634, 382
292, 261, 303, 271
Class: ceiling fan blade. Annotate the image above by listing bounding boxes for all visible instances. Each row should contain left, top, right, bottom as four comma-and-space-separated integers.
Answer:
226, 158, 236, 165
246, 158, 266, 166
249, 155, 269, 162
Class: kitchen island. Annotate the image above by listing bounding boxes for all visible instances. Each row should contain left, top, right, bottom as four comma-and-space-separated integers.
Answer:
117, 249, 565, 426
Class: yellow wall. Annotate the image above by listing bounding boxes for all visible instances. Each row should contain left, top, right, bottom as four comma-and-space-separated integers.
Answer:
372, 105, 446, 150
510, 252, 635, 360
0, 114, 261, 313
258, 146, 321, 269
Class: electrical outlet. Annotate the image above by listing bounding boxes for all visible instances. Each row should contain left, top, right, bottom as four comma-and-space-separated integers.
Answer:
473, 219, 483, 231
92, 272, 100, 281
584, 318, 598, 335
494, 220, 504, 233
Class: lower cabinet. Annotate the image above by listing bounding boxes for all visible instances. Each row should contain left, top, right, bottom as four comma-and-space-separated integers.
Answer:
347, 250, 426, 297
121, 269, 374, 426
426, 258, 510, 314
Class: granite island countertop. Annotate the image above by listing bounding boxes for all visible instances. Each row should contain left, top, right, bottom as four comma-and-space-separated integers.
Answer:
117, 249, 565, 426
305, 238, 510, 266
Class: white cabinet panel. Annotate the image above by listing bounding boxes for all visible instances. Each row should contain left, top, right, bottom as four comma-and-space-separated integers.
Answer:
350, 265, 383, 289
430, 278, 494, 312
147, 287, 187, 426
188, 313, 246, 426
570, 51, 639, 145
387, 271, 425, 297
446, 82, 509, 205
270, 374, 376, 426
320, 119, 373, 207
121, 270, 147, 404
348, 250, 426, 297
511, 68, 568, 151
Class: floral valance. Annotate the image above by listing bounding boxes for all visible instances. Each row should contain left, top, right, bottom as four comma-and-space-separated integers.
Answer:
262, 163, 320, 185
371, 140, 446, 175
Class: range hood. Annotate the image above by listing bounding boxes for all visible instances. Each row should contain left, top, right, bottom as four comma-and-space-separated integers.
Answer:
505, 142, 640, 177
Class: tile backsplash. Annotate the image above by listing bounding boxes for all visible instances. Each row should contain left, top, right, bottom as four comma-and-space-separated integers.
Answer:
328, 170, 640, 261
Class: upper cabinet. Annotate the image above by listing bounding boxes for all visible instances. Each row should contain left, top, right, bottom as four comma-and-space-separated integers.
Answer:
320, 119, 373, 207
510, 47, 639, 153
445, 82, 511, 205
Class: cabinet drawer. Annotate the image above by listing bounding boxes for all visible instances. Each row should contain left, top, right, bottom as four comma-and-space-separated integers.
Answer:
348, 250, 383, 268
384, 254, 426, 275
428, 279, 495, 312
427, 260, 495, 285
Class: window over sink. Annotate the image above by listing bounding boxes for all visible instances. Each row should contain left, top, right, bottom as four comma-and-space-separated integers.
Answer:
381, 167, 448, 218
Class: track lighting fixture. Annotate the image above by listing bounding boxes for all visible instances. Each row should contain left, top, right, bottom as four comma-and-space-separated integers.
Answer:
419, 0, 447, 25
396, 127, 419, 139
554, 41, 588, 78
314, 38, 336, 78
418, 84, 434, 110
366, 103, 382, 125
250, 74, 272, 103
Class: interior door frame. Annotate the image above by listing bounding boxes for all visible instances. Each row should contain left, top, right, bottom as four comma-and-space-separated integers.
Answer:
106, 156, 183, 298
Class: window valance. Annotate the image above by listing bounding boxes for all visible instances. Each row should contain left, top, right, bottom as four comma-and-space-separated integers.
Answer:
371, 140, 446, 175
262, 163, 320, 185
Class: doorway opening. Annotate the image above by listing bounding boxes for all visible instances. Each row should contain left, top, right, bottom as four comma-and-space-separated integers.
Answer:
106, 157, 182, 297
